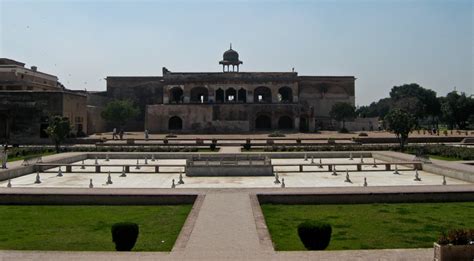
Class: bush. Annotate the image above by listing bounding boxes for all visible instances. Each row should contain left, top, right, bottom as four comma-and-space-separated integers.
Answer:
358, 132, 368, 137
297, 221, 332, 250
210, 143, 217, 151
437, 228, 474, 245
268, 131, 285, 137
338, 127, 349, 133
111, 222, 139, 251
243, 141, 251, 151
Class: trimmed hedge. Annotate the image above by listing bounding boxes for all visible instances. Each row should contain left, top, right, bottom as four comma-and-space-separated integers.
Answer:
438, 228, 474, 245
111, 222, 139, 251
297, 221, 332, 250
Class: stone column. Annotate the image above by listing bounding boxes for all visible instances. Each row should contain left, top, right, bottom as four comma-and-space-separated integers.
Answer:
294, 117, 300, 131
163, 88, 169, 104
309, 117, 316, 132
247, 89, 253, 103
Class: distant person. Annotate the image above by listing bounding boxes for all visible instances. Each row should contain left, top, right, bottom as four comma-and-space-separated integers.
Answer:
1, 142, 8, 169
112, 128, 117, 140
145, 129, 149, 141
119, 129, 124, 140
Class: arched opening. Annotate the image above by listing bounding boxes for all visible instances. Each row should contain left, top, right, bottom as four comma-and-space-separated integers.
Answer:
168, 116, 183, 130
300, 117, 309, 132
225, 88, 237, 102
169, 87, 183, 103
278, 116, 293, 129
190, 87, 208, 103
254, 86, 272, 103
278, 87, 293, 103
255, 115, 272, 130
216, 88, 224, 103
237, 88, 247, 103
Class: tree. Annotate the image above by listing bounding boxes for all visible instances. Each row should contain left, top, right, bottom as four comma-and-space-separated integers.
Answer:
357, 98, 392, 118
45, 116, 72, 153
440, 91, 474, 129
384, 109, 416, 150
101, 100, 140, 128
330, 102, 356, 132
389, 83, 440, 126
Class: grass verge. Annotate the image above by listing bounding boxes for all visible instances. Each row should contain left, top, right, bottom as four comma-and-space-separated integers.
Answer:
261, 202, 474, 250
0, 205, 192, 251
7, 152, 56, 162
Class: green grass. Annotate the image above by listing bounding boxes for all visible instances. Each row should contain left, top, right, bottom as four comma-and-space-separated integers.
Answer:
7, 152, 56, 162
261, 202, 474, 250
428, 155, 462, 161
0, 205, 192, 251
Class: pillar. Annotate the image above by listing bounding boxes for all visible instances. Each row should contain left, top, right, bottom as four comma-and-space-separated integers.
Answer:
294, 117, 300, 131
309, 117, 316, 132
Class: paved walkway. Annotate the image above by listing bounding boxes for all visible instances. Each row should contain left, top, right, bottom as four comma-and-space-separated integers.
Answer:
173, 192, 272, 259
218, 146, 241, 153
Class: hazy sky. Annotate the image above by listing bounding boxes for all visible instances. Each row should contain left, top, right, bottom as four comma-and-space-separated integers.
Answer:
1, 0, 472, 106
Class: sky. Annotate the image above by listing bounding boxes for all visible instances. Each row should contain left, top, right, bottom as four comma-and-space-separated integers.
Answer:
0, 0, 472, 106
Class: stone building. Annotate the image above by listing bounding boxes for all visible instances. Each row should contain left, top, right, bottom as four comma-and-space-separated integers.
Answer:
0, 58, 88, 142
107, 46, 355, 133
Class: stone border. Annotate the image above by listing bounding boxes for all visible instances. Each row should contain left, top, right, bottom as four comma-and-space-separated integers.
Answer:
172, 194, 206, 252
0, 191, 197, 205
249, 194, 274, 252
373, 151, 474, 182
257, 190, 474, 205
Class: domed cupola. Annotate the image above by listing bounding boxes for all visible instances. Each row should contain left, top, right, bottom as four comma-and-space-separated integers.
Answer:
219, 44, 243, 72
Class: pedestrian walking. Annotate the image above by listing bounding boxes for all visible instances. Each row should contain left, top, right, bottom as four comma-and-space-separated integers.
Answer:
119, 129, 124, 140
1, 142, 8, 169
112, 127, 117, 140
145, 129, 149, 141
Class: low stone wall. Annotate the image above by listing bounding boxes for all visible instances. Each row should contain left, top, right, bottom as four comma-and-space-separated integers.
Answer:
187, 165, 273, 177
258, 191, 474, 204
0, 192, 197, 205
85, 151, 373, 160
0, 153, 87, 182
373, 151, 474, 183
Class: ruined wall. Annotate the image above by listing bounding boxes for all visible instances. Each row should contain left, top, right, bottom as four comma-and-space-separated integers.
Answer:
86, 91, 109, 134
106, 77, 164, 131
298, 76, 355, 118
0, 91, 63, 142
62, 92, 88, 135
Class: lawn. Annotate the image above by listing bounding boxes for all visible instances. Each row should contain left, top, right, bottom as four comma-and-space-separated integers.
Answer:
7, 151, 56, 162
0, 205, 192, 251
261, 202, 474, 250
428, 155, 462, 161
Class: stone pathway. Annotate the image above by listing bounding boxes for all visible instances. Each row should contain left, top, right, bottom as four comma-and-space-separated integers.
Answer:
218, 146, 241, 153
173, 192, 272, 259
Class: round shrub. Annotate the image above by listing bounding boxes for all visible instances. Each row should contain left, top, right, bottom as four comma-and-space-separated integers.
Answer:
297, 221, 332, 250
111, 222, 139, 251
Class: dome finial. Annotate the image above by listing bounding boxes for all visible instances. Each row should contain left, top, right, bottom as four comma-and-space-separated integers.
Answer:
230, 43, 232, 50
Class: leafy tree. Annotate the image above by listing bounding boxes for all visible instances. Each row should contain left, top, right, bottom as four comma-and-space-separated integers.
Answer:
389, 83, 440, 125
330, 102, 356, 132
440, 91, 474, 129
101, 100, 140, 129
384, 109, 416, 150
357, 98, 392, 119
45, 116, 72, 153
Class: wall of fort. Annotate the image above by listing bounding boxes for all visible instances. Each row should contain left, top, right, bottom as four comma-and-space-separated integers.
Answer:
0, 91, 87, 142
106, 76, 164, 131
